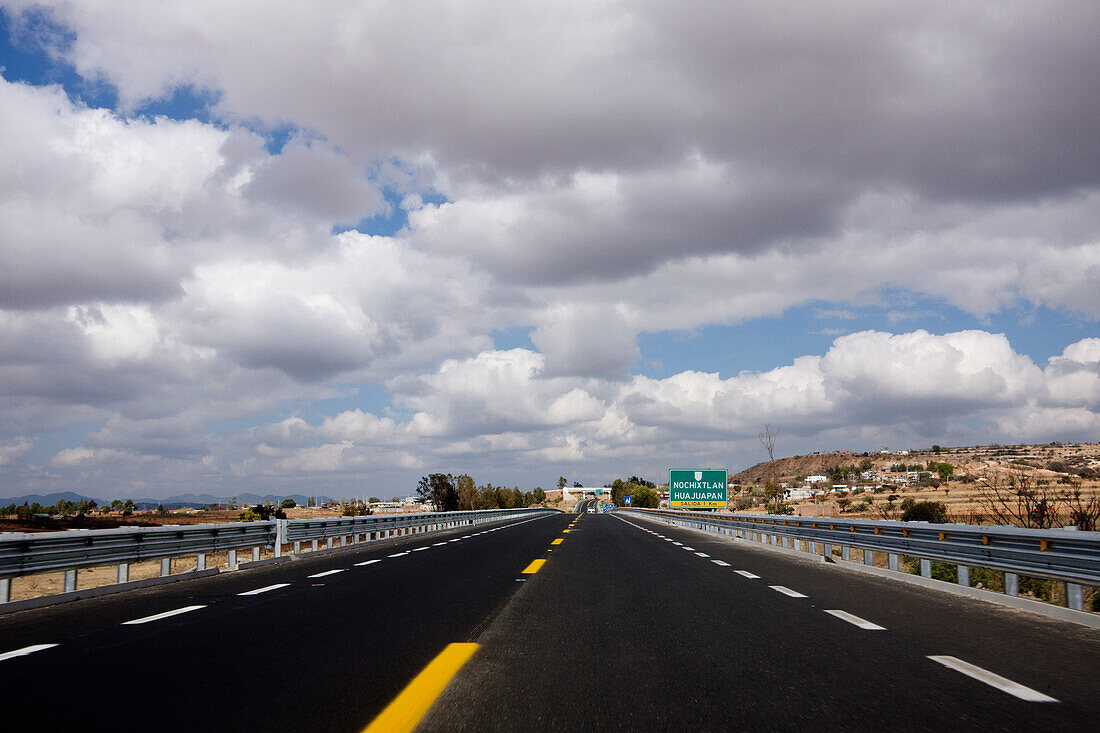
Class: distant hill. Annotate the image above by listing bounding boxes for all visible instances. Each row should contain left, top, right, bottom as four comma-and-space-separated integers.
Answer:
734, 451, 861, 483
0, 492, 99, 507
0, 491, 334, 510
733, 442, 1100, 483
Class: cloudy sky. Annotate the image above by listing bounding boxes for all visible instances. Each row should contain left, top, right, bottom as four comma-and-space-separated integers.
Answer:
0, 2, 1098, 499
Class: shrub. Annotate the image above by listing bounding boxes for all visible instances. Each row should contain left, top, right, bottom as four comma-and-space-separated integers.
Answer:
901, 500, 947, 523
907, 558, 957, 583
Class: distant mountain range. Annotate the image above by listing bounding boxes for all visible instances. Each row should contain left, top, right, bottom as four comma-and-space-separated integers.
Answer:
0, 491, 335, 510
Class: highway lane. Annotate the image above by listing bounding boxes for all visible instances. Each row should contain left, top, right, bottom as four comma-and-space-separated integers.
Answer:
0, 511, 564, 732
3, 505, 1096, 731
422, 511, 1098, 731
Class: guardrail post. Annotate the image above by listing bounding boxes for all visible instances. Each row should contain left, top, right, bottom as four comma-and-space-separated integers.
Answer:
197, 554, 206, 571
312, 539, 319, 552
1, 577, 10, 603
160, 558, 171, 577
252, 547, 260, 562
1066, 582, 1084, 611
919, 558, 931, 578
118, 563, 129, 583
863, 549, 873, 566
957, 565, 969, 587
294, 541, 301, 554
841, 546, 850, 562
275, 520, 287, 558
64, 569, 77, 592
1004, 572, 1019, 596
889, 553, 899, 571
327, 538, 334, 549
228, 549, 237, 569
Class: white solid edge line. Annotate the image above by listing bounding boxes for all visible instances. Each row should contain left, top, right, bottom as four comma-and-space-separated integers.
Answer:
712, 560, 731, 566
928, 656, 1059, 702
122, 605, 206, 625
735, 570, 760, 579
355, 559, 382, 566
0, 644, 59, 662
769, 585, 808, 598
238, 583, 291, 596
824, 609, 886, 630
308, 569, 347, 578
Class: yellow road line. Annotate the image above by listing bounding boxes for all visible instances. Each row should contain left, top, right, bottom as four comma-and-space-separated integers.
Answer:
551, 538, 563, 545
362, 642, 479, 733
522, 559, 546, 574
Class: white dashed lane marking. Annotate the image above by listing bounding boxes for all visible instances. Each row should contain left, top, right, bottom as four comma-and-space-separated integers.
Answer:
735, 570, 760, 579
711, 560, 731, 567
238, 583, 290, 596
769, 585, 807, 598
355, 559, 382, 566
824, 609, 885, 630
122, 605, 206, 625
308, 569, 346, 578
0, 644, 58, 662
928, 656, 1058, 702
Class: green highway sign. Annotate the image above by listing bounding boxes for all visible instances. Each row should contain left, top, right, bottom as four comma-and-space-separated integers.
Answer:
668, 469, 728, 508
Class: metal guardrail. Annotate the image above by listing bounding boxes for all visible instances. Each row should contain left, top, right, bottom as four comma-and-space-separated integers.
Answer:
619, 508, 1100, 612
0, 508, 550, 603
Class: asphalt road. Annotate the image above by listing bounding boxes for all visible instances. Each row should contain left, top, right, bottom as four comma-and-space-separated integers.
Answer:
2, 505, 1097, 731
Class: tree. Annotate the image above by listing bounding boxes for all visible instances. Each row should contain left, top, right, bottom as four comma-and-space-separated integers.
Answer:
340, 499, 371, 516
281, 498, 297, 509
759, 424, 782, 512
307, 496, 316, 507
632, 485, 659, 508
557, 476, 567, 491
455, 474, 477, 510
901, 500, 947, 523
975, 469, 1059, 529
532, 487, 546, 504
931, 462, 955, 480
417, 474, 459, 512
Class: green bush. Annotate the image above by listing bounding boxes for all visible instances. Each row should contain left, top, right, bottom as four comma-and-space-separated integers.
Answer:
901, 500, 947, 523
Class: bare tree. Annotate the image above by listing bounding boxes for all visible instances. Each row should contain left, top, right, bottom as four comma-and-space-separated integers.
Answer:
759, 424, 777, 463
759, 424, 780, 513
1064, 476, 1100, 531
974, 469, 1067, 529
